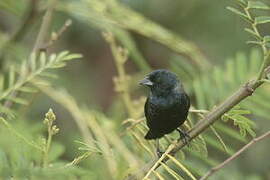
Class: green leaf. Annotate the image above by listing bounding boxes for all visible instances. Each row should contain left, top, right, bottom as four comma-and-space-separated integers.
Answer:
18, 86, 38, 93
227, 7, 249, 20
247, 40, 262, 45
225, 107, 256, 137
51, 63, 66, 68
5, 96, 28, 105
166, 154, 196, 180
236, 0, 247, 6
210, 126, 228, 153
188, 135, 208, 157
152, 170, 166, 180
62, 53, 83, 61
215, 123, 247, 143
264, 36, 270, 42
204, 135, 235, 155
160, 162, 184, 180
248, 1, 270, 10
255, 16, 270, 24
49, 53, 57, 63
244, 28, 261, 40
40, 72, 58, 79
56, 51, 69, 61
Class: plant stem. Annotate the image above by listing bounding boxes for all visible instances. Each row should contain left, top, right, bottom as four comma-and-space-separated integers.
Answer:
43, 121, 53, 167
32, 0, 57, 53
125, 80, 263, 180
65, 152, 93, 167
200, 130, 270, 180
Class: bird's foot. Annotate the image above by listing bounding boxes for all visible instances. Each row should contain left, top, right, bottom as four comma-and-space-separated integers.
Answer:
176, 128, 190, 146
156, 149, 164, 158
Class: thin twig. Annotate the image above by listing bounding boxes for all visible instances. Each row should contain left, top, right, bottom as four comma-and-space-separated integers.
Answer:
41, 19, 72, 50
32, 0, 57, 53
65, 152, 93, 167
200, 130, 270, 180
125, 80, 263, 180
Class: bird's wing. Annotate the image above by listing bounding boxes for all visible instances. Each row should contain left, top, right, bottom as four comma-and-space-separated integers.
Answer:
144, 97, 150, 120
144, 97, 158, 127
185, 93, 191, 109
182, 93, 190, 117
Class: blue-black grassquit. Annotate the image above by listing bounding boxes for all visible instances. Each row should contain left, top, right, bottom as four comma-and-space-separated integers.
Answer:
139, 69, 190, 155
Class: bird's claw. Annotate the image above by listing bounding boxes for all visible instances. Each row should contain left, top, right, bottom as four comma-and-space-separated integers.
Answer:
177, 129, 191, 146
156, 149, 164, 158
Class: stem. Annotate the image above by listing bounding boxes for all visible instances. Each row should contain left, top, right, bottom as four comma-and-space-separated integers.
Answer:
32, 0, 57, 53
43, 121, 53, 167
125, 81, 263, 180
65, 152, 92, 167
103, 32, 137, 118
200, 130, 270, 180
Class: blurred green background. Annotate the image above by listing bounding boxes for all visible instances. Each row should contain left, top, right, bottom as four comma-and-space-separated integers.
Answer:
0, 0, 269, 179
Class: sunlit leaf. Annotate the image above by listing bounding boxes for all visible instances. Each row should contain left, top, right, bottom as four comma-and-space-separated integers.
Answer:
248, 1, 270, 10
255, 16, 270, 24
227, 7, 249, 21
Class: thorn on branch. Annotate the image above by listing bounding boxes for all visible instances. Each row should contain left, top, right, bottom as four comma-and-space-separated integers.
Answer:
243, 81, 255, 96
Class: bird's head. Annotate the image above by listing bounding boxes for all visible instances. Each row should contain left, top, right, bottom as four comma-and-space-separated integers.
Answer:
139, 69, 182, 96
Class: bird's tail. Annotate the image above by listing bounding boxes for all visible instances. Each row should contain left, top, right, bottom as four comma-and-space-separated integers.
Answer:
145, 130, 162, 140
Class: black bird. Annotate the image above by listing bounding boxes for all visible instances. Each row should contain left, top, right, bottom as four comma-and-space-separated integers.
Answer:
139, 69, 190, 155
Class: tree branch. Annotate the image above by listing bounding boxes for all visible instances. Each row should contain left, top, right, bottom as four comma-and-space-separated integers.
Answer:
125, 80, 261, 180
126, 60, 270, 179
200, 130, 270, 180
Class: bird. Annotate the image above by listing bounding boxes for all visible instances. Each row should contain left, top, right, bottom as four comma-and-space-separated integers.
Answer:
139, 69, 190, 156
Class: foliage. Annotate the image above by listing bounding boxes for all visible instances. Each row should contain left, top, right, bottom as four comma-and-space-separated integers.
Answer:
0, 0, 269, 179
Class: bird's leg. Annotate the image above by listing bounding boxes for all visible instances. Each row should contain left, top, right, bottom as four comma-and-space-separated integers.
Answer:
176, 128, 190, 146
156, 139, 164, 158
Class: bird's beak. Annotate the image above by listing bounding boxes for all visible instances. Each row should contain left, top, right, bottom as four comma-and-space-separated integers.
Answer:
139, 77, 153, 86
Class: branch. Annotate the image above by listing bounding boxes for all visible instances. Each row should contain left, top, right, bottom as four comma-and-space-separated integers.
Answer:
126, 42, 270, 178
41, 19, 72, 50
200, 130, 270, 180
65, 152, 93, 167
125, 77, 268, 180
32, 0, 57, 53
